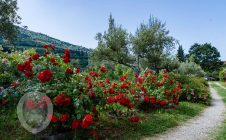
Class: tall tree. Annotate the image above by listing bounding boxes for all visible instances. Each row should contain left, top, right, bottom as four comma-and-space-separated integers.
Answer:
188, 43, 223, 72
177, 45, 185, 62
91, 14, 135, 67
0, 0, 20, 43
131, 16, 175, 70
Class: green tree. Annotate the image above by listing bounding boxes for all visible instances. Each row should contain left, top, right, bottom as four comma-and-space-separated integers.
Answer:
188, 43, 223, 72
91, 14, 135, 67
177, 45, 185, 62
0, 0, 20, 43
131, 16, 175, 71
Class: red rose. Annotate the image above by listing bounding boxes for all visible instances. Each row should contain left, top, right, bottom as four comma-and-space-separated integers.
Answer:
144, 95, 149, 103
37, 100, 47, 109
50, 57, 55, 63
114, 94, 124, 100
24, 71, 34, 78
128, 104, 135, 109
38, 69, 53, 83
163, 69, 167, 73
50, 44, 54, 50
60, 114, 70, 122
63, 97, 71, 107
65, 68, 73, 74
25, 99, 35, 110
10, 81, 20, 87
49, 57, 58, 65
74, 68, 80, 74
130, 116, 140, 123
166, 91, 171, 97
140, 86, 147, 92
106, 97, 115, 104
32, 53, 40, 60
92, 106, 97, 114
55, 93, 71, 107
17, 64, 24, 72
108, 88, 115, 94
99, 66, 107, 72
89, 90, 95, 98
150, 96, 156, 104
71, 120, 81, 129
160, 100, 167, 106
81, 114, 93, 129
120, 83, 128, 89
131, 90, 135, 94
86, 82, 92, 89
62, 49, 70, 63
119, 75, 127, 81
48, 114, 58, 123
134, 73, 138, 78
55, 93, 65, 105
137, 77, 143, 84
42, 96, 51, 103
23, 61, 33, 71
152, 76, 156, 83
105, 79, 110, 84
173, 98, 179, 105
43, 45, 48, 49
118, 97, 130, 106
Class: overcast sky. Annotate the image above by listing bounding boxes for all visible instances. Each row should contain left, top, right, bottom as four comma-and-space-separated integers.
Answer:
18, 0, 226, 60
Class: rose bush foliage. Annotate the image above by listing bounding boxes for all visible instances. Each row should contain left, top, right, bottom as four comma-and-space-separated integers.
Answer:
0, 45, 182, 139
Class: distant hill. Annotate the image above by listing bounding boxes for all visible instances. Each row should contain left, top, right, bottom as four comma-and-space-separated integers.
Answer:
0, 26, 91, 68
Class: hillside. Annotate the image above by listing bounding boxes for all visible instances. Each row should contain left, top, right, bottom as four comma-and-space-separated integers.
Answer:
0, 26, 90, 68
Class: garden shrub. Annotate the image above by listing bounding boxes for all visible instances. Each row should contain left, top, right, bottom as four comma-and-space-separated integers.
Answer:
177, 61, 206, 77
0, 45, 183, 139
219, 68, 226, 81
175, 75, 210, 104
0, 49, 32, 87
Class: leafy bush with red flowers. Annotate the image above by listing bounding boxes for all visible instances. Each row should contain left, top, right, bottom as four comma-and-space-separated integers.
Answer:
134, 69, 182, 110
1, 45, 183, 139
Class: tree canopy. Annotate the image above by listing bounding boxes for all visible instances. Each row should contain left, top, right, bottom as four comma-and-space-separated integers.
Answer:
0, 0, 20, 43
91, 14, 135, 67
131, 16, 175, 70
188, 43, 223, 72
177, 45, 185, 62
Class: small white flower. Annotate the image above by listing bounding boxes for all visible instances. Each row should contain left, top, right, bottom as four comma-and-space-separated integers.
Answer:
2, 58, 9, 64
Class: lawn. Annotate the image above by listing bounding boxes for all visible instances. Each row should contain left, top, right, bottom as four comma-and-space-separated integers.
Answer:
0, 101, 205, 140
211, 82, 226, 140
100, 102, 205, 139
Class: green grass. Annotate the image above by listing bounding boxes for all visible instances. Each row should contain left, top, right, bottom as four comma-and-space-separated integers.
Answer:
211, 81, 226, 140
100, 102, 205, 139
0, 109, 33, 140
0, 102, 206, 140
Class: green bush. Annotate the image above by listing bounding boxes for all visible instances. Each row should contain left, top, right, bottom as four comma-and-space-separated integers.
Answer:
0, 50, 29, 87
219, 68, 226, 81
177, 61, 206, 77
175, 75, 210, 104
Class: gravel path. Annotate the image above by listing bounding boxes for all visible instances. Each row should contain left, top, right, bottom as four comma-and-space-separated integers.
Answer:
143, 83, 226, 140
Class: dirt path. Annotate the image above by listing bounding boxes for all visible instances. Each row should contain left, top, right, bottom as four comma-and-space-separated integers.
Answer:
143, 83, 226, 140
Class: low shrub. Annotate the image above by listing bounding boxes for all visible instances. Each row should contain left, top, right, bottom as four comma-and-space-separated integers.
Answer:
177, 61, 206, 77
175, 75, 210, 105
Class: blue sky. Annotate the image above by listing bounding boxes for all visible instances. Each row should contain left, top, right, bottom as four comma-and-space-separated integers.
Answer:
17, 0, 226, 60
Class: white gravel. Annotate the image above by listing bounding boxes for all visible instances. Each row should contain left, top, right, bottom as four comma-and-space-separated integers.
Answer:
142, 83, 226, 140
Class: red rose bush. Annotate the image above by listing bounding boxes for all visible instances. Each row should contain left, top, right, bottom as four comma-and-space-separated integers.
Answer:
1, 44, 183, 139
